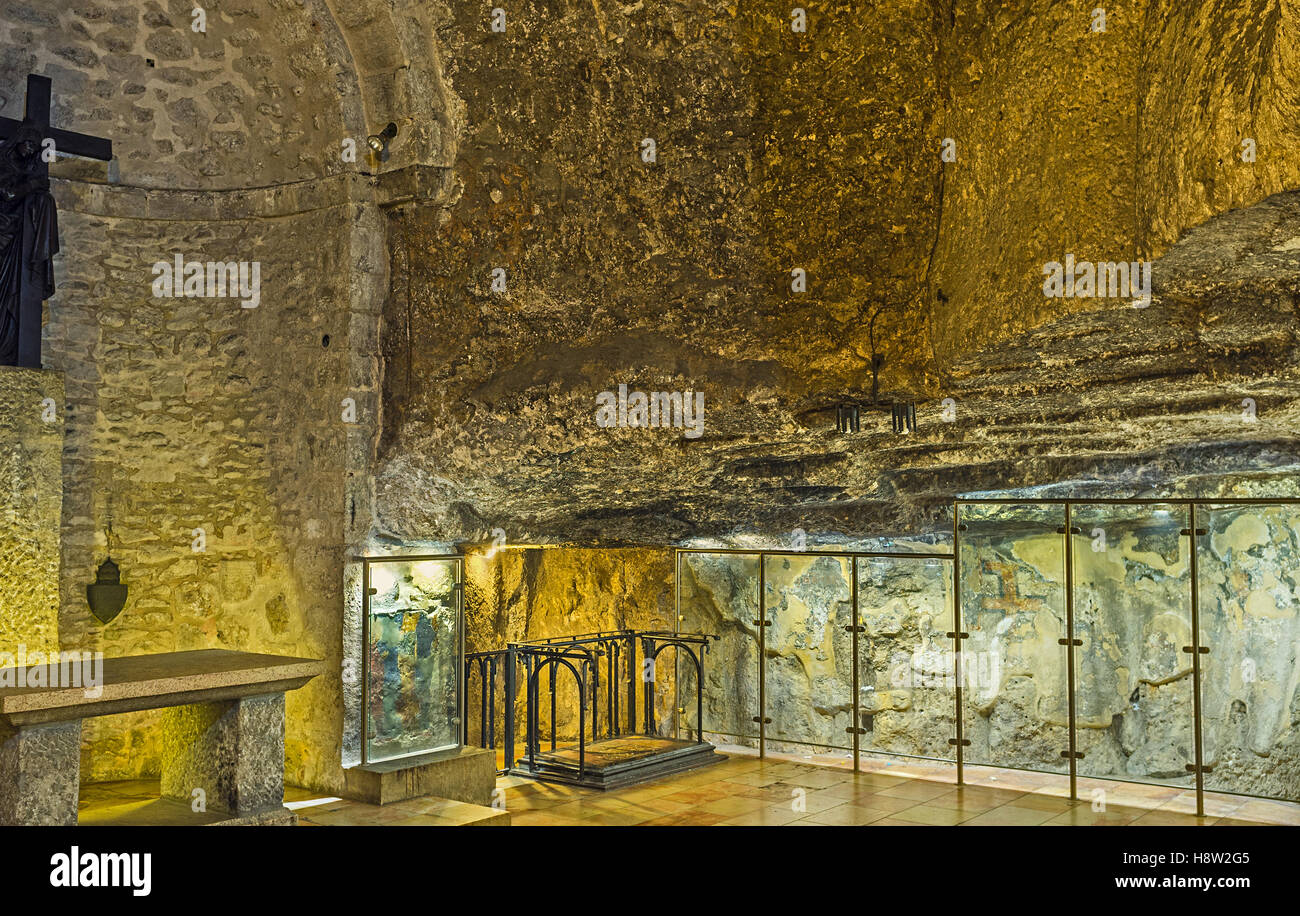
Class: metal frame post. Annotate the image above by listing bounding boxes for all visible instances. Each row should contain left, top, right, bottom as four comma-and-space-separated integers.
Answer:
757, 553, 768, 757
1188, 502, 1207, 817
1062, 502, 1081, 800
503, 644, 516, 771
950, 501, 966, 785
850, 557, 860, 772
627, 633, 638, 734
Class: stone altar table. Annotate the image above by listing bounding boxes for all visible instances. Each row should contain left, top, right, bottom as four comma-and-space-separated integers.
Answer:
0, 649, 322, 826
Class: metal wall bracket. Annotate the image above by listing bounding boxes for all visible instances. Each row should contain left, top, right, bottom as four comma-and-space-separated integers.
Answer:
751, 619, 772, 627
1059, 750, 1084, 759
1182, 646, 1210, 654
948, 738, 971, 747
1185, 763, 1215, 774
843, 624, 864, 633
1179, 528, 1209, 536
946, 631, 969, 640
752, 716, 772, 724
1056, 526, 1082, 535
1057, 637, 1083, 646
845, 726, 867, 735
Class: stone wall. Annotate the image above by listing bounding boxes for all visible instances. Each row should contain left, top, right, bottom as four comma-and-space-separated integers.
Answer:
930, 0, 1300, 363
373, 0, 953, 545
45, 178, 375, 789
0, 0, 357, 190
0, 368, 63, 661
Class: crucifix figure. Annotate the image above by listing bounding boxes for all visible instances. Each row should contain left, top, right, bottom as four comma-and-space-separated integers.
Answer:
0, 74, 112, 368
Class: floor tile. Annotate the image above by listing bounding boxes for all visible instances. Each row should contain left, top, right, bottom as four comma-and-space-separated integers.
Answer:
960, 804, 1059, 826
800, 803, 894, 826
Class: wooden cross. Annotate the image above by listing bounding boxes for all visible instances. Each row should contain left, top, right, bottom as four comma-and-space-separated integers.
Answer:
0, 74, 112, 368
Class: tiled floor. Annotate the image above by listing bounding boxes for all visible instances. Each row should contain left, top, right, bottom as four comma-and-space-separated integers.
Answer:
288, 789, 509, 826
76, 780, 507, 826
76, 747, 1300, 826
492, 747, 1300, 826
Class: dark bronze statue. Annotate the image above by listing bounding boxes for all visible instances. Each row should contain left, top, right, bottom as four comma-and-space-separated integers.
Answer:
0, 123, 59, 366
0, 74, 112, 368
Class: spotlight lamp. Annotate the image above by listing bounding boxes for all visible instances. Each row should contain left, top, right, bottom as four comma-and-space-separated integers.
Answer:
891, 401, 917, 434
832, 399, 917, 435
366, 122, 398, 162
836, 403, 861, 433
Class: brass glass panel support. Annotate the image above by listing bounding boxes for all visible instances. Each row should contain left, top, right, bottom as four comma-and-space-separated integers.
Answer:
1188, 503, 1207, 818
673, 549, 681, 739
758, 552, 766, 759
850, 557, 859, 772
952, 502, 964, 786
1062, 504, 1079, 801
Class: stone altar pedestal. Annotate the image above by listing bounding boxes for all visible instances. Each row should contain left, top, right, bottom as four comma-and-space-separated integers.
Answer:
161, 693, 289, 817
0, 649, 322, 826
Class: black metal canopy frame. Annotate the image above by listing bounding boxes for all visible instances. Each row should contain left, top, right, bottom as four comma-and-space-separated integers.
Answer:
465, 629, 717, 779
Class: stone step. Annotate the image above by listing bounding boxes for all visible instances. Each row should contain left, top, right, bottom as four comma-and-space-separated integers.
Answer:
342, 745, 497, 807
376, 796, 511, 826
292, 793, 511, 826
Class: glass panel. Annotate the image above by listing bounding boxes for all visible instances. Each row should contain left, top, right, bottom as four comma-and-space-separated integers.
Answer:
676, 552, 760, 747
856, 556, 956, 761
763, 554, 854, 753
1199, 505, 1300, 802
958, 503, 1069, 774
1071, 504, 1195, 790
365, 557, 462, 763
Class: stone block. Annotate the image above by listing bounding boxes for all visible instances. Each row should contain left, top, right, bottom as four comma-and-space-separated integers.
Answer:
0, 720, 82, 826
343, 745, 497, 806
160, 692, 286, 815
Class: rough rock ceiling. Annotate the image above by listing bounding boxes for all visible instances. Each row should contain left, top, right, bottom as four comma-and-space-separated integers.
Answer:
376, 191, 1300, 547
371, 1, 1300, 549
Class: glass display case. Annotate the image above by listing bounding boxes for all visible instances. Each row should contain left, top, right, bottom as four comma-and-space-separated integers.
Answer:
362, 555, 463, 763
